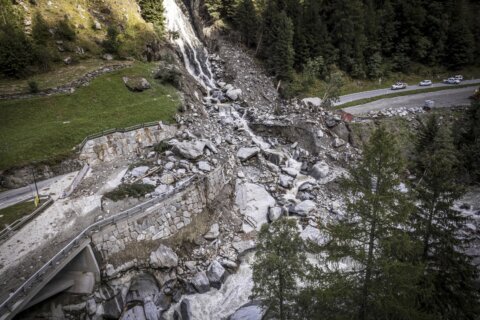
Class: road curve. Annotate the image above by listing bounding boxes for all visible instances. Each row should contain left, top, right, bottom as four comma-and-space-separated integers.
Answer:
342, 86, 475, 115
334, 79, 480, 106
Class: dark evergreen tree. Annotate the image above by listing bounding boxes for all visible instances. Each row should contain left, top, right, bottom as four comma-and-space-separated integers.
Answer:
412, 116, 480, 318
0, 22, 34, 77
139, 0, 165, 35
267, 10, 294, 81
455, 100, 480, 183
445, 1, 474, 69
32, 12, 51, 45
252, 218, 310, 320
233, 0, 258, 47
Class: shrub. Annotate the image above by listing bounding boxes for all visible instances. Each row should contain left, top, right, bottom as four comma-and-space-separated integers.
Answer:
104, 183, 155, 201
28, 81, 39, 93
153, 140, 172, 153
154, 63, 182, 88
32, 12, 50, 45
102, 26, 120, 54
56, 17, 76, 41
0, 23, 34, 77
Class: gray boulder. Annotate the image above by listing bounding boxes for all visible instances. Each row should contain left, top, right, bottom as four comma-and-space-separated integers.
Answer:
237, 147, 260, 161
310, 161, 329, 180
333, 137, 346, 148
191, 271, 210, 293
226, 88, 242, 101
263, 149, 285, 165
197, 161, 211, 172
180, 299, 192, 320
204, 223, 220, 240
149, 245, 178, 268
102, 53, 114, 61
207, 260, 226, 289
268, 206, 283, 222
279, 174, 293, 188
168, 139, 206, 160
120, 305, 147, 320
123, 77, 151, 92
293, 200, 316, 216
126, 273, 160, 304
228, 301, 266, 320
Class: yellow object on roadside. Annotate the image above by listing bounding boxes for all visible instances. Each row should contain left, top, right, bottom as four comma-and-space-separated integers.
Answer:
34, 195, 40, 207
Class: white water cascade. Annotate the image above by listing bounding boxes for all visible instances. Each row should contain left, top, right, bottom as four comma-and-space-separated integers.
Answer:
163, 0, 216, 89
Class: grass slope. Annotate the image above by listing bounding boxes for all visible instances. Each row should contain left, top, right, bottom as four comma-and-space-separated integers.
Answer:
0, 62, 180, 170
0, 200, 36, 227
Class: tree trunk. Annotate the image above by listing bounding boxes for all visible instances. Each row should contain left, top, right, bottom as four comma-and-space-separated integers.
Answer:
422, 200, 436, 261
360, 218, 376, 320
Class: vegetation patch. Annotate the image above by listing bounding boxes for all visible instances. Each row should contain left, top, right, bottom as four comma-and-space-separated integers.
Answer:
0, 62, 180, 171
104, 183, 155, 201
0, 200, 36, 227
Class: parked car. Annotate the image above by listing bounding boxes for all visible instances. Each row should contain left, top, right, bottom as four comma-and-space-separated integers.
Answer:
443, 77, 460, 84
419, 80, 432, 86
454, 75, 464, 81
391, 82, 407, 90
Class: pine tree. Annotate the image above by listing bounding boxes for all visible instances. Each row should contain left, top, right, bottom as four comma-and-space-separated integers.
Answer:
0, 22, 34, 77
412, 115, 480, 318
445, 1, 474, 69
321, 126, 425, 320
455, 100, 480, 183
268, 10, 294, 81
252, 218, 310, 320
139, 0, 165, 35
234, 0, 258, 47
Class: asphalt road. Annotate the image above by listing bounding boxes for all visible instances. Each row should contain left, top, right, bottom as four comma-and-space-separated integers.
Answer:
343, 86, 475, 115
334, 79, 480, 106
0, 174, 70, 210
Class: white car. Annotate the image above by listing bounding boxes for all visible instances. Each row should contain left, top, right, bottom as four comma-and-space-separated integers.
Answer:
454, 75, 464, 81
419, 80, 432, 86
443, 77, 460, 84
391, 82, 407, 90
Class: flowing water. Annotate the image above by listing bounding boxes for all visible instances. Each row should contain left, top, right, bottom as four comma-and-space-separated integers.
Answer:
163, 0, 216, 89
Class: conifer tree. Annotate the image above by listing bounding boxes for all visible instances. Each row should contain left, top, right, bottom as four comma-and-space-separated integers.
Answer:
320, 127, 424, 320
32, 12, 51, 45
268, 10, 294, 81
445, 1, 474, 69
139, 0, 165, 35
455, 100, 480, 183
234, 0, 258, 47
252, 218, 310, 320
412, 115, 479, 318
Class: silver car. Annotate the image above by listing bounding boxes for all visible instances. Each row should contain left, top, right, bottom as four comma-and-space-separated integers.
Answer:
391, 82, 407, 90
419, 80, 432, 86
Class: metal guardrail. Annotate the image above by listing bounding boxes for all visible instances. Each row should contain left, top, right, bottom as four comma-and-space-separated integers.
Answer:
0, 198, 53, 244
0, 174, 199, 316
76, 121, 161, 153
60, 164, 90, 199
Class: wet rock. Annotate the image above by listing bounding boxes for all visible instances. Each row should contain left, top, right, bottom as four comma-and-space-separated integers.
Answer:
86, 298, 97, 315
310, 161, 329, 179
100, 288, 124, 319
298, 181, 314, 191
123, 77, 151, 92
228, 301, 266, 320
281, 167, 298, 177
207, 260, 226, 289
237, 147, 260, 161
268, 206, 283, 222
180, 299, 192, 320
235, 182, 276, 233
191, 271, 210, 293
204, 223, 220, 240
126, 273, 160, 304
292, 200, 316, 216
149, 245, 178, 268
120, 305, 146, 320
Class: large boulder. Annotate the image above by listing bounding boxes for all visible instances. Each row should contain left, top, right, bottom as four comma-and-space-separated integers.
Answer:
206, 260, 226, 289
126, 273, 160, 304
120, 305, 147, 320
310, 161, 329, 180
180, 299, 192, 320
149, 245, 178, 268
237, 147, 260, 161
235, 182, 276, 233
292, 200, 316, 216
263, 149, 285, 165
168, 139, 206, 160
268, 206, 284, 222
279, 174, 293, 188
123, 77, 151, 92
191, 271, 210, 293
228, 301, 266, 320
226, 88, 242, 101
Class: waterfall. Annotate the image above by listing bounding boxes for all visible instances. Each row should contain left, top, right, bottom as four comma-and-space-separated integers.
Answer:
163, 0, 216, 89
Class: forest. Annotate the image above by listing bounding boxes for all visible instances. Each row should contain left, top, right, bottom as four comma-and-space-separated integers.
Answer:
206, 0, 480, 83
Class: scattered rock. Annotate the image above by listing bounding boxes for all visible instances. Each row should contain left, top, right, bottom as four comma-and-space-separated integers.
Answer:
228, 301, 266, 320
268, 206, 283, 222
235, 182, 276, 233
310, 161, 329, 179
197, 161, 211, 172
180, 299, 192, 320
292, 200, 316, 216
63, 56, 72, 65
226, 88, 242, 101
191, 271, 210, 293
169, 139, 207, 160
103, 53, 114, 61
204, 223, 220, 240
207, 260, 226, 289
279, 174, 293, 188
332, 137, 346, 148
237, 147, 260, 161
232, 240, 256, 255
149, 245, 178, 268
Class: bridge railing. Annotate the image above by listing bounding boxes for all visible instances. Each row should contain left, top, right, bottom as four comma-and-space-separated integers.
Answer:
0, 174, 199, 317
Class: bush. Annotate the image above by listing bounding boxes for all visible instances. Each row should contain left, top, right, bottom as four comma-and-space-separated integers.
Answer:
0, 23, 34, 77
103, 26, 120, 54
33, 45, 54, 71
154, 63, 182, 87
56, 17, 76, 41
32, 12, 50, 45
153, 140, 172, 153
28, 81, 39, 93
104, 183, 155, 201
